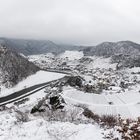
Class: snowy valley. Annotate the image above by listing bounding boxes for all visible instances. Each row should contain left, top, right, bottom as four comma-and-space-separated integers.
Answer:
1, 40, 140, 140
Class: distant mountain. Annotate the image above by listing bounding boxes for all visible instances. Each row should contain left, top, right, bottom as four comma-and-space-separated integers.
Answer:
83, 41, 140, 57
83, 41, 140, 69
1, 38, 140, 59
0, 38, 83, 55
0, 44, 39, 88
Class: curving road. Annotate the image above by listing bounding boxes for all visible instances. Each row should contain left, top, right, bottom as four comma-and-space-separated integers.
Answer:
0, 76, 66, 106
1, 69, 140, 119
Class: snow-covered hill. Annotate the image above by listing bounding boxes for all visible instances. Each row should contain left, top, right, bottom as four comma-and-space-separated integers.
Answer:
0, 44, 39, 89
0, 115, 104, 140
0, 70, 65, 97
2, 40, 140, 140
28, 49, 140, 120
0, 38, 83, 55
83, 41, 140, 57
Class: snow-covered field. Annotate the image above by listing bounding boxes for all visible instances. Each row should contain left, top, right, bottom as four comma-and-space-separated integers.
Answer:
1, 50, 140, 140
0, 86, 117, 140
62, 86, 140, 119
0, 71, 65, 97
87, 56, 117, 70
58, 51, 84, 60
28, 51, 117, 70
28, 52, 140, 119
28, 53, 54, 65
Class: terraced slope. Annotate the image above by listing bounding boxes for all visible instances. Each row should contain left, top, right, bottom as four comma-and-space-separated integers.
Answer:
63, 87, 140, 119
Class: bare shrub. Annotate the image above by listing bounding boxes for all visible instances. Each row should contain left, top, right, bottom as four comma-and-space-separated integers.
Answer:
41, 109, 67, 122
103, 130, 119, 140
0, 105, 8, 111
100, 115, 117, 128
46, 123, 79, 140
82, 108, 118, 128
82, 108, 100, 122
15, 110, 29, 123
39, 106, 83, 124
117, 118, 140, 140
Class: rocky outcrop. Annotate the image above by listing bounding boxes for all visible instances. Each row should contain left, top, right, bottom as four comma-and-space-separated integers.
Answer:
31, 90, 65, 114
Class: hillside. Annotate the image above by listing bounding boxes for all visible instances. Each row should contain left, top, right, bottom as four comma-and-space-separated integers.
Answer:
0, 38, 83, 55
83, 41, 140, 57
1, 42, 140, 140
82, 41, 140, 68
1, 38, 140, 58
0, 44, 39, 88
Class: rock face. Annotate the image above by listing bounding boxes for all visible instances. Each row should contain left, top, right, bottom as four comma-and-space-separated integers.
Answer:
0, 44, 39, 88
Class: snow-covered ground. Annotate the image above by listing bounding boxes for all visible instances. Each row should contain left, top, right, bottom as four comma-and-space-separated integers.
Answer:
62, 86, 140, 119
1, 51, 140, 139
0, 71, 65, 97
58, 51, 84, 60
0, 111, 104, 140
28, 52, 140, 119
28, 53, 54, 64
0, 86, 117, 140
0, 86, 106, 140
87, 56, 117, 70
28, 51, 116, 70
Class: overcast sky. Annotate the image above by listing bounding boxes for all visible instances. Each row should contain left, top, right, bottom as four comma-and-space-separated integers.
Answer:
0, 0, 140, 45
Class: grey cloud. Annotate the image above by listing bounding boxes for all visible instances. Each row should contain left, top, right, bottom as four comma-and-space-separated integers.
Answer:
0, 0, 140, 45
